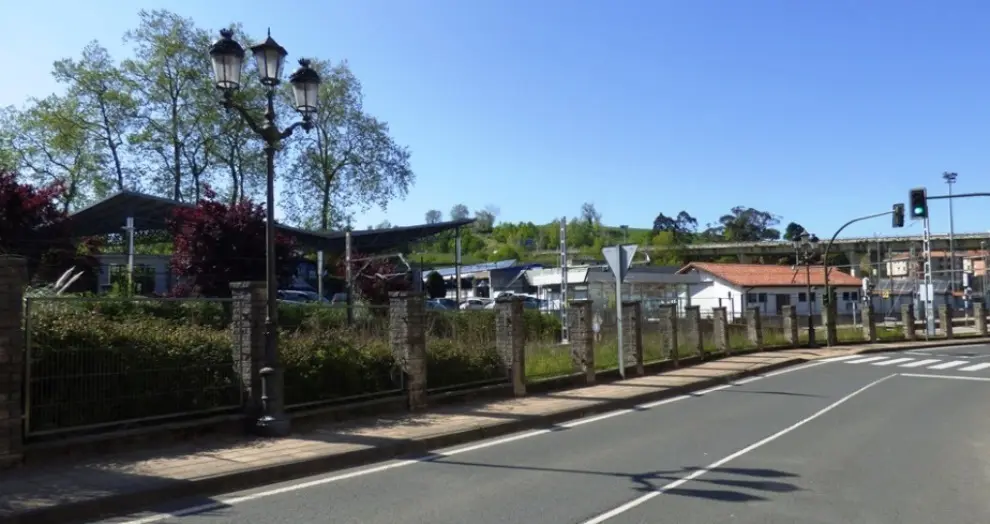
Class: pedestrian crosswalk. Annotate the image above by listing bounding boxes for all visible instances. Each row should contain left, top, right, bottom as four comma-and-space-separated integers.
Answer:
822, 354, 990, 373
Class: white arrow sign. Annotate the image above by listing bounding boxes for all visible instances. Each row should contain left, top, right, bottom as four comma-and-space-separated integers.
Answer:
602, 244, 638, 283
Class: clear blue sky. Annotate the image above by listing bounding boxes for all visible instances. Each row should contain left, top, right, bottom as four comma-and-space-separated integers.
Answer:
4, 0, 990, 239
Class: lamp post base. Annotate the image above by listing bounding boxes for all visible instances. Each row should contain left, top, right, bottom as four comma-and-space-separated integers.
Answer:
255, 414, 291, 438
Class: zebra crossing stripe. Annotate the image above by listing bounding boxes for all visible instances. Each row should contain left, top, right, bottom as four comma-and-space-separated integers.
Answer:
929, 360, 968, 370
900, 359, 940, 368
873, 357, 914, 366
959, 362, 990, 372
845, 356, 888, 364
819, 355, 861, 363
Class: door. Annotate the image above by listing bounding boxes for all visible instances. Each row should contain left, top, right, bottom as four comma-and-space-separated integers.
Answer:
776, 293, 791, 314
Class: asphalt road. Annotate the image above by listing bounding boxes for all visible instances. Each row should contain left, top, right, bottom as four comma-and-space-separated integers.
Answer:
103, 343, 990, 524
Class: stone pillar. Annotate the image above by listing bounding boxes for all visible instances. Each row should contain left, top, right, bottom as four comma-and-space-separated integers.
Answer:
658, 304, 679, 365
683, 305, 704, 357
901, 303, 917, 341
390, 291, 428, 410
974, 302, 987, 337
0, 257, 27, 469
861, 300, 877, 343
939, 304, 953, 339
782, 305, 798, 346
746, 306, 763, 349
230, 282, 268, 422
568, 299, 595, 385
712, 306, 730, 353
495, 295, 526, 396
621, 301, 645, 376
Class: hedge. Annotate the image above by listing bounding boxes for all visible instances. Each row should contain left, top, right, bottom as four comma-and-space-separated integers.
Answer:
25, 299, 562, 433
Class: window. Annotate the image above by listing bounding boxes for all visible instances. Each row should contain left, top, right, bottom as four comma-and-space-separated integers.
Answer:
758, 293, 767, 303
810, 292, 817, 303
798, 292, 807, 302
851, 291, 859, 301
747, 294, 757, 303
842, 292, 850, 301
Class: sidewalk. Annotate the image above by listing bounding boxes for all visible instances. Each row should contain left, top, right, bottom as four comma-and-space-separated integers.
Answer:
1, 337, 986, 524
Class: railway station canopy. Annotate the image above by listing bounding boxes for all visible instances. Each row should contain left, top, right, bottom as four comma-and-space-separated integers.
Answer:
55, 190, 473, 253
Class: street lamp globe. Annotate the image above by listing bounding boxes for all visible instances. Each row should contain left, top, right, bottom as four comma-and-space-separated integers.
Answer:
208, 29, 245, 91
250, 31, 288, 87
289, 59, 321, 116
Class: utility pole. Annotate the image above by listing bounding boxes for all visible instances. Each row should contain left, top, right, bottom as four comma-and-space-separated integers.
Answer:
982, 240, 988, 303
560, 216, 569, 344
943, 172, 958, 297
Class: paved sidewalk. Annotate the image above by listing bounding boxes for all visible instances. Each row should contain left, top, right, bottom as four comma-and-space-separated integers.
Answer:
0, 338, 985, 524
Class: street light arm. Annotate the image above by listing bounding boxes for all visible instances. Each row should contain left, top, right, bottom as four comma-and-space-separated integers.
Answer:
222, 96, 267, 138
279, 119, 312, 140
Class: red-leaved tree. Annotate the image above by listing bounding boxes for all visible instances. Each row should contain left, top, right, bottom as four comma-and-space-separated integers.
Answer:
336, 252, 410, 308
168, 187, 297, 297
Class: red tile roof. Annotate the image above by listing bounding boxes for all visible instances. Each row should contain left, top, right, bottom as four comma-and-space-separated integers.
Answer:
677, 262, 862, 288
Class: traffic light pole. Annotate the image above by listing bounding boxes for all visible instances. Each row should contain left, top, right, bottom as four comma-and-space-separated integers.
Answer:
822, 210, 894, 346
922, 217, 935, 337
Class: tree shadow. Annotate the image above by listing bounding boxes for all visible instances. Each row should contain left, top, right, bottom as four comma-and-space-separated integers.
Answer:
420, 456, 801, 504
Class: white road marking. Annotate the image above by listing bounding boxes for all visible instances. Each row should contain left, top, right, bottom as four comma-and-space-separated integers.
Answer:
959, 362, 990, 372
846, 356, 889, 364
578, 373, 898, 524
819, 355, 862, 363
900, 373, 990, 382
873, 357, 915, 367
115, 359, 826, 523
929, 360, 968, 370
900, 359, 941, 368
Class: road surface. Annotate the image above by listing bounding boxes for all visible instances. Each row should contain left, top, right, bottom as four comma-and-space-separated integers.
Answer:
102, 343, 990, 524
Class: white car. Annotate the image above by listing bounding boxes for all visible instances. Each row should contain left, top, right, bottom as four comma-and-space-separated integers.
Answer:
460, 298, 493, 310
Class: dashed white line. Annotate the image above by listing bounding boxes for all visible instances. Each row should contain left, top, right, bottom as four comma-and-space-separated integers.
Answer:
578, 373, 898, 524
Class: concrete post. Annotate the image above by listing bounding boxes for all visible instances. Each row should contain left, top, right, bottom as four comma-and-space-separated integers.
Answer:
823, 298, 838, 346
861, 300, 877, 343
568, 299, 595, 385
658, 304, 679, 365
712, 306, 730, 353
683, 305, 704, 357
782, 305, 798, 346
0, 256, 27, 469
495, 295, 526, 396
621, 301, 645, 376
939, 304, 954, 339
974, 302, 987, 337
230, 281, 269, 422
901, 303, 916, 341
389, 291, 428, 410
746, 306, 763, 349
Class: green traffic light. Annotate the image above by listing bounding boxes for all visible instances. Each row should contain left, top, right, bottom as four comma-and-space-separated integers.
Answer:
913, 206, 924, 214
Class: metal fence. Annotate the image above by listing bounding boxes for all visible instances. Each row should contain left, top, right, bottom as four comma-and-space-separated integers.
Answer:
24, 296, 241, 438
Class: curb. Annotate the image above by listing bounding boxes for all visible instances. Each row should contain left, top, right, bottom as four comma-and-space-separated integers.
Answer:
10, 357, 808, 524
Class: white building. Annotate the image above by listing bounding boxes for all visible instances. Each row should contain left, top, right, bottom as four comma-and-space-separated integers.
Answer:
676, 262, 864, 318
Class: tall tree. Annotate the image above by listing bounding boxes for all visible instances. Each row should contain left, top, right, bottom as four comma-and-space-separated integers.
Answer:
122, 9, 216, 201
715, 206, 781, 241
425, 209, 442, 224
652, 210, 698, 243
474, 205, 498, 233
783, 222, 807, 241
450, 203, 470, 221
283, 59, 414, 231
51, 41, 137, 192
580, 202, 602, 227
4, 96, 102, 211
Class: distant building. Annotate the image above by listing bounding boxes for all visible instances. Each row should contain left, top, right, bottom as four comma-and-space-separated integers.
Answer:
676, 262, 863, 318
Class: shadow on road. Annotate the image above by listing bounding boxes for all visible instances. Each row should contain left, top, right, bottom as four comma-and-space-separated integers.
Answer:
420, 455, 801, 503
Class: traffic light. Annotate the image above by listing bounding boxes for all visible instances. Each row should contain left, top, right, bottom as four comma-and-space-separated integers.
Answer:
892, 203, 904, 228
909, 188, 928, 219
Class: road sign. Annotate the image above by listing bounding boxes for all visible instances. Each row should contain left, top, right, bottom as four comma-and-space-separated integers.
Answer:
881, 289, 890, 299
602, 244, 638, 283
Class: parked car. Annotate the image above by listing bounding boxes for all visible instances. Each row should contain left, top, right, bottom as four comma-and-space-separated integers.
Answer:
426, 298, 451, 310
460, 298, 493, 310
277, 290, 329, 304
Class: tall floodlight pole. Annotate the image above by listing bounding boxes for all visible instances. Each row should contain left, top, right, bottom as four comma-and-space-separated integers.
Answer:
209, 29, 321, 436
943, 172, 958, 297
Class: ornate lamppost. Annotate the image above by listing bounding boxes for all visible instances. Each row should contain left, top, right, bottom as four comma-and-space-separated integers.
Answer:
209, 29, 321, 436
794, 231, 821, 347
